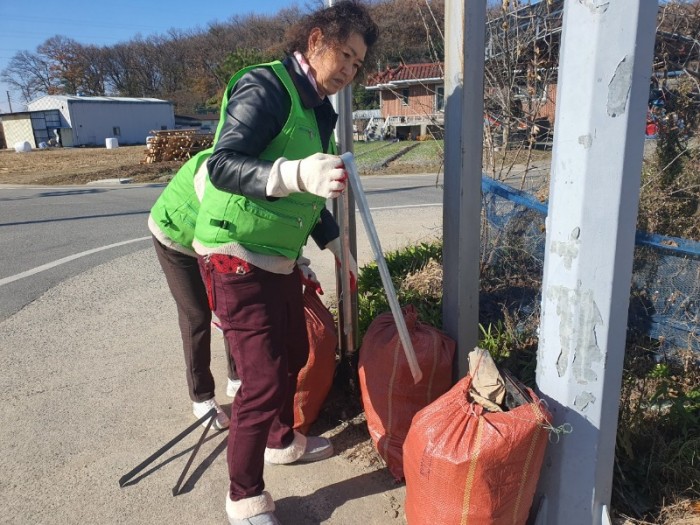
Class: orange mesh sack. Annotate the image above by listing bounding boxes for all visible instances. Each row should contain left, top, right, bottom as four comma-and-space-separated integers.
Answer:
293, 287, 337, 434
359, 305, 455, 480
403, 373, 552, 525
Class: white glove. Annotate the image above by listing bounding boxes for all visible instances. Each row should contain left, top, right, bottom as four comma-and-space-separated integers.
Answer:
326, 238, 358, 292
296, 255, 323, 295
270, 153, 347, 199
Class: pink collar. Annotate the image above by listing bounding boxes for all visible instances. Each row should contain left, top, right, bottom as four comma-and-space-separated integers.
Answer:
294, 51, 321, 96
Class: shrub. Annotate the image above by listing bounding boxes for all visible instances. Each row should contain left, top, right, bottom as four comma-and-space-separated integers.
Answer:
354, 239, 699, 524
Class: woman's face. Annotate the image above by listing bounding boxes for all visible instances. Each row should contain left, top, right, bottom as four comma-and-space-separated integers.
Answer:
306, 29, 367, 97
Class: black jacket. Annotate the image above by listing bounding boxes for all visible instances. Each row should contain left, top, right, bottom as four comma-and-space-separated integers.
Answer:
206, 55, 339, 249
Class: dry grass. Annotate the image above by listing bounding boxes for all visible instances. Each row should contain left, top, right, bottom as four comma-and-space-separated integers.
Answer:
0, 141, 555, 186
400, 258, 443, 298
614, 500, 700, 525
0, 145, 181, 185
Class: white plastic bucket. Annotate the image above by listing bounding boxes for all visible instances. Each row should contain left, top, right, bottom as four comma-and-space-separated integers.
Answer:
105, 137, 119, 149
14, 141, 32, 153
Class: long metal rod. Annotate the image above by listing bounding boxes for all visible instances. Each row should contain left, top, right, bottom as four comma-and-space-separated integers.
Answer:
341, 152, 422, 383
338, 190, 354, 337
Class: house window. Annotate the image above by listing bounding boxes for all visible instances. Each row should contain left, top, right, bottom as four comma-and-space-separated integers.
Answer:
401, 88, 410, 106
112, 126, 121, 136
436, 86, 445, 112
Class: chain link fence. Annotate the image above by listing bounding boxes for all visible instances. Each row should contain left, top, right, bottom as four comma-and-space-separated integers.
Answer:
480, 175, 700, 353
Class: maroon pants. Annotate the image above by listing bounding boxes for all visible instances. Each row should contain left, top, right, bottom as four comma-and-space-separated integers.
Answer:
152, 238, 237, 402
199, 255, 308, 501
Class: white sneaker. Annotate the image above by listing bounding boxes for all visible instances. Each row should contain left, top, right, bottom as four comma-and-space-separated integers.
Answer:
226, 492, 280, 525
264, 431, 333, 465
192, 398, 229, 430
227, 378, 242, 398
297, 435, 334, 463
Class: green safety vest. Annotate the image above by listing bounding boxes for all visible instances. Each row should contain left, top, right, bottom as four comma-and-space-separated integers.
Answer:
149, 60, 333, 255
149, 148, 212, 251
194, 62, 333, 260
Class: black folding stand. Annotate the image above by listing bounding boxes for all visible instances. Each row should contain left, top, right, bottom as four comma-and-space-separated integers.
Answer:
118, 407, 217, 496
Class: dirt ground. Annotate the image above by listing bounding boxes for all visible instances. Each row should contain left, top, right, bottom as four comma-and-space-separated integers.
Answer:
0, 145, 181, 185
0, 144, 444, 185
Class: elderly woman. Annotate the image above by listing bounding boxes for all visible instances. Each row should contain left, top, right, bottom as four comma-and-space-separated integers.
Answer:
190, 2, 378, 524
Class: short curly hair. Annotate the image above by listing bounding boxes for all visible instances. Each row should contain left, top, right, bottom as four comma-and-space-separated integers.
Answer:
284, 1, 379, 72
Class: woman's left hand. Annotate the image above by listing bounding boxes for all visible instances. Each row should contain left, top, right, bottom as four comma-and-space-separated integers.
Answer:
297, 255, 324, 295
325, 238, 358, 292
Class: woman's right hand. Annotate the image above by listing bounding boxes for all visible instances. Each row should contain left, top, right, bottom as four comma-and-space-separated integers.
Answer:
297, 153, 347, 199
270, 153, 347, 199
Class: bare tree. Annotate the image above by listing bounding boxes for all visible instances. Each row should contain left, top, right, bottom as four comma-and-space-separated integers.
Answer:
369, 0, 445, 67
77, 45, 108, 96
0, 50, 53, 103
103, 43, 145, 96
482, 0, 561, 186
634, 1, 700, 240
37, 35, 88, 95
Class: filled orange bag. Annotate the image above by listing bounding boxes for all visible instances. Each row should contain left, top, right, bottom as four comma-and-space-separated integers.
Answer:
403, 372, 552, 525
293, 287, 338, 434
359, 305, 455, 480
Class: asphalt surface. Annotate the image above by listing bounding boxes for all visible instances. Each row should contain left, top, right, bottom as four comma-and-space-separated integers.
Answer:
0, 177, 443, 524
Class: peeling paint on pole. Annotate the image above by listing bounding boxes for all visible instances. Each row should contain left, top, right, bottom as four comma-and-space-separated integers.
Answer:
546, 285, 603, 382
575, 391, 597, 411
578, 134, 593, 149
608, 56, 634, 117
550, 227, 581, 270
579, 0, 610, 15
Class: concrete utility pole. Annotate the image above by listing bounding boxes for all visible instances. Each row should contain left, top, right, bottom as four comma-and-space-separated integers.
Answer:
534, 2, 657, 524
442, 0, 485, 379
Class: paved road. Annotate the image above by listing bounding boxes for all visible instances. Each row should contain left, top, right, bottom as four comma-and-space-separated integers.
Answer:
0, 183, 162, 321
0, 174, 443, 321
0, 174, 443, 524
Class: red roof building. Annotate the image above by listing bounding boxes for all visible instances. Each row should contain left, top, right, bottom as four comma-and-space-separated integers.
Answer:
365, 63, 445, 140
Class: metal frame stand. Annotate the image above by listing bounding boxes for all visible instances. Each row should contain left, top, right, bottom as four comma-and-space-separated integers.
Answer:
118, 407, 217, 496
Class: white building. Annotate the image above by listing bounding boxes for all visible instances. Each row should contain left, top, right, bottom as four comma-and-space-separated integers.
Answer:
0, 95, 174, 148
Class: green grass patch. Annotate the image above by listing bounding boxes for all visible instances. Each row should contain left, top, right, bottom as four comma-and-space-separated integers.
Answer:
352, 141, 412, 171
357, 241, 444, 342
352, 141, 388, 157
392, 139, 444, 164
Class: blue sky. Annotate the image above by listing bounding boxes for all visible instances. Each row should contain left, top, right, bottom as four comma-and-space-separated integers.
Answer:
0, 0, 307, 113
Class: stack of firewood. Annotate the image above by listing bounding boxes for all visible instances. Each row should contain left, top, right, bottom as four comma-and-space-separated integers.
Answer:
142, 129, 214, 163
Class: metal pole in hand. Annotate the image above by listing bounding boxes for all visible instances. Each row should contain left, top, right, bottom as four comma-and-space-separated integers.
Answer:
341, 152, 422, 384
334, 86, 357, 346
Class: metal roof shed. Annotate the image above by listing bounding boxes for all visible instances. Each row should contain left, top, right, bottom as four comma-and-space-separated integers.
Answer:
0, 109, 66, 148
26, 95, 174, 147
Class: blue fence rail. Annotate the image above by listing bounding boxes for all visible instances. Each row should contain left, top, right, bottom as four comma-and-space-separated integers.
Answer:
481, 176, 700, 352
